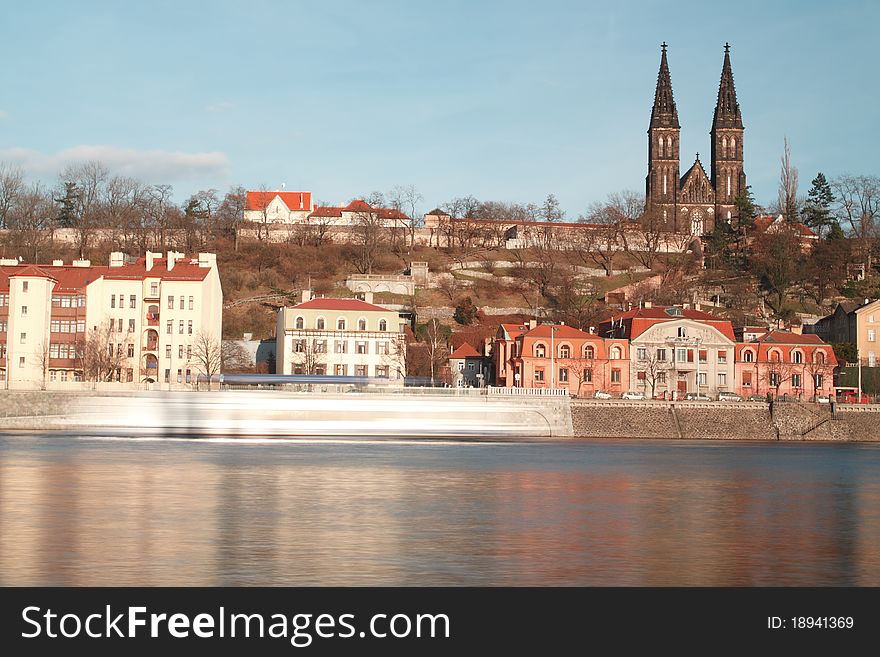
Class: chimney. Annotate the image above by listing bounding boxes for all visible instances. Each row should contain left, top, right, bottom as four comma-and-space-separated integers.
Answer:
167, 251, 183, 271
694, 303, 701, 311
589, 326, 595, 334
528, 319, 537, 330
0, 258, 17, 266
301, 289, 312, 304
52, 260, 63, 266
109, 252, 124, 267
362, 291, 374, 304
146, 251, 158, 272
197, 252, 216, 269
644, 301, 652, 309
243, 332, 253, 341
72, 259, 91, 267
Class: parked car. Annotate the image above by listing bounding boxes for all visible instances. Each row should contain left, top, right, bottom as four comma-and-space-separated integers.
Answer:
748, 395, 769, 402
815, 395, 831, 404
621, 391, 645, 400
717, 392, 742, 402
842, 392, 872, 404
593, 390, 612, 399
684, 392, 711, 401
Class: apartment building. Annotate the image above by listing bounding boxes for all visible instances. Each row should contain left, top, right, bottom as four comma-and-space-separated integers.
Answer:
276, 292, 406, 381
735, 331, 836, 399
0, 251, 222, 388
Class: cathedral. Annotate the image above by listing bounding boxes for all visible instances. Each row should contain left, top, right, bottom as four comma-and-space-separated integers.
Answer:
645, 43, 746, 236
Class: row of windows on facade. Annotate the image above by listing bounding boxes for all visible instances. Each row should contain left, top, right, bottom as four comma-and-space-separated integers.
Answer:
105, 319, 194, 335
293, 317, 390, 332
292, 364, 397, 377
526, 344, 827, 365
109, 295, 195, 311
533, 368, 622, 384
293, 339, 392, 355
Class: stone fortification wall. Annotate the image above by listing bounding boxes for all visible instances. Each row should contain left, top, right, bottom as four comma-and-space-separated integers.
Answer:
675, 403, 775, 440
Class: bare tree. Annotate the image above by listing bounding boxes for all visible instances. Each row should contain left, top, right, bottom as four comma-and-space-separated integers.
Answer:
288, 338, 325, 375
416, 318, 450, 385
778, 137, 799, 223
191, 330, 224, 385
387, 184, 423, 253
6, 182, 54, 262
563, 354, 595, 398
832, 174, 880, 268
0, 162, 24, 230
761, 358, 799, 399
222, 340, 254, 373
634, 348, 669, 398
217, 185, 247, 249
33, 340, 50, 390
82, 323, 127, 382
346, 204, 385, 274
60, 161, 109, 256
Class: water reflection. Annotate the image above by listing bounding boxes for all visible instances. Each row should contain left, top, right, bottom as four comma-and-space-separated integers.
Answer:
1, 436, 879, 585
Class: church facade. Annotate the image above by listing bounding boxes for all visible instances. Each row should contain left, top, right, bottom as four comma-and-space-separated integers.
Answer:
645, 43, 746, 236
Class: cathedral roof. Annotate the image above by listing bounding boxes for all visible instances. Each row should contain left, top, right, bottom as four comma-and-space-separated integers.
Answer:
679, 156, 712, 187
649, 42, 680, 129
712, 43, 743, 130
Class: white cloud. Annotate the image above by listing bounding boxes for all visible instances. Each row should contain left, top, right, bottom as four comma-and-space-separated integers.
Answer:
0, 145, 230, 183
206, 101, 233, 113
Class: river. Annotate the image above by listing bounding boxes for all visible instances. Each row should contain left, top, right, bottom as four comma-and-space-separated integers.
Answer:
1, 434, 879, 586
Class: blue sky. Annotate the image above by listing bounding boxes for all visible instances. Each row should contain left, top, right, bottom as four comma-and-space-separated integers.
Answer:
1, 0, 877, 216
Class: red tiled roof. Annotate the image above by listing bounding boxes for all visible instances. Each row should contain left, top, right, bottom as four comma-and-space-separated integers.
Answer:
8, 265, 55, 279
344, 199, 373, 213
295, 297, 390, 313
525, 324, 599, 339
600, 306, 737, 341
309, 206, 343, 218
450, 342, 481, 358
753, 215, 817, 238
609, 306, 725, 323
245, 191, 312, 211
756, 330, 826, 345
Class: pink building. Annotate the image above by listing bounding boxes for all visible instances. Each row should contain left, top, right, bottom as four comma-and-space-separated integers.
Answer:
495, 321, 629, 396
735, 331, 836, 399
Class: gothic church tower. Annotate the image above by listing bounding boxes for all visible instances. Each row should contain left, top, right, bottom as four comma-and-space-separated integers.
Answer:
645, 43, 746, 235
645, 43, 681, 231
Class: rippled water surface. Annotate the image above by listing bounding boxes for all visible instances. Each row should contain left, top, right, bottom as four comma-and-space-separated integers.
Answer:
1, 434, 879, 585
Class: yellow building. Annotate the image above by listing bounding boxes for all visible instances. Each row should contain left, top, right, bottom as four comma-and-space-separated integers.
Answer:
276, 292, 406, 382
0, 251, 222, 388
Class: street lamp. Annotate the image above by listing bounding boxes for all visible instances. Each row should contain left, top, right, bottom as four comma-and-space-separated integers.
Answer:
550, 325, 559, 390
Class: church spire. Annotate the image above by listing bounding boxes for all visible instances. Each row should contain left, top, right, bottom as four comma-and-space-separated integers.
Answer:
712, 42, 743, 129
650, 42, 680, 129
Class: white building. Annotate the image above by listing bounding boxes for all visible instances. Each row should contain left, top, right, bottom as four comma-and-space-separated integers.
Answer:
0, 251, 223, 388
276, 292, 406, 382
244, 191, 314, 224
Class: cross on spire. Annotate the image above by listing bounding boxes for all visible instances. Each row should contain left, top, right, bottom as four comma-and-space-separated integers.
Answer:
661, 41, 667, 53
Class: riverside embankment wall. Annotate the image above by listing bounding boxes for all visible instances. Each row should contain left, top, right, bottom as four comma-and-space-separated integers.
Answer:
571, 400, 880, 441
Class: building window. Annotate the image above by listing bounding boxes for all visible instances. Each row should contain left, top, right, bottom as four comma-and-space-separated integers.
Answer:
108, 344, 114, 357
21, 305, 27, 317
314, 340, 326, 353
337, 318, 346, 330
315, 365, 326, 376
295, 316, 304, 329
179, 345, 184, 359
379, 319, 387, 331
376, 366, 389, 378
166, 345, 172, 358
743, 350, 754, 363
168, 296, 174, 310
126, 368, 133, 382
770, 372, 780, 387
179, 321, 184, 334
583, 345, 595, 359
636, 348, 647, 361
335, 365, 347, 376
815, 374, 823, 388
870, 315, 876, 323
151, 282, 159, 297
718, 350, 727, 364
189, 296, 194, 311
611, 368, 621, 383
534, 343, 546, 358
718, 372, 727, 386
377, 341, 389, 355
791, 373, 802, 388
130, 295, 137, 309
335, 340, 347, 354
584, 369, 593, 383
179, 296, 185, 310
118, 318, 123, 332
458, 362, 465, 371
187, 320, 192, 335
22, 281, 28, 292
609, 346, 621, 360
792, 350, 803, 364
656, 348, 667, 362
871, 352, 877, 367
699, 350, 707, 363
128, 319, 135, 332
185, 369, 191, 384
355, 365, 367, 377
676, 348, 686, 363
294, 340, 305, 353
535, 369, 544, 382
358, 318, 367, 331
698, 372, 707, 386
166, 320, 173, 335
559, 345, 571, 359
743, 372, 752, 387
356, 341, 368, 354
164, 369, 170, 383
559, 368, 569, 383
50, 370, 57, 381
867, 330, 874, 343
111, 295, 116, 308
658, 372, 666, 383
316, 318, 325, 330
0, 294, 7, 306
677, 327, 686, 338
177, 369, 182, 383
20, 332, 26, 344
19, 356, 25, 368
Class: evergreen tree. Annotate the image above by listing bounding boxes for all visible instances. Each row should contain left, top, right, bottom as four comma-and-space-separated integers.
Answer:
733, 185, 757, 230
54, 181, 80, 228
802, 172, 836, 237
